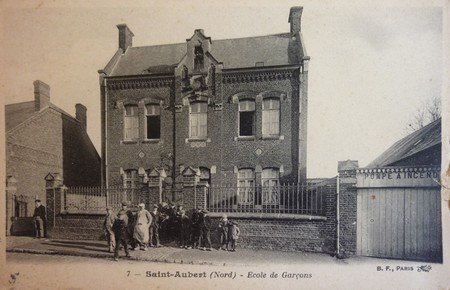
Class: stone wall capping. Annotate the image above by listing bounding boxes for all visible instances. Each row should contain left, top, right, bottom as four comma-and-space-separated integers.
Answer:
208, 212, 327, 221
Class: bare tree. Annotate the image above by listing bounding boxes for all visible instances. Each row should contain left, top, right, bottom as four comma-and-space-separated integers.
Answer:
406, 96, 441, 132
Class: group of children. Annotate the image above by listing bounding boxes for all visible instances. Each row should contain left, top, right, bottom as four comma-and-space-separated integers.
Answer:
218, 214, 240, 252
103, 202, 241, 260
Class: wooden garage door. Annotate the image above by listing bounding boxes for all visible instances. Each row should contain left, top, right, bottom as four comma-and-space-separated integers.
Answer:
357, 187, 442, 262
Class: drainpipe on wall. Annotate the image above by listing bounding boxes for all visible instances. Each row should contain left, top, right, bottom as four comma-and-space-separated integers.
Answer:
336, 174, 340, 257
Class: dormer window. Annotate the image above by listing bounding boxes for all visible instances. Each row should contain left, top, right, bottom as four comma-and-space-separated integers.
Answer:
194, 46, 204, 71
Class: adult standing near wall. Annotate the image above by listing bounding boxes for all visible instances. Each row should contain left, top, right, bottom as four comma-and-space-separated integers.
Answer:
103, 206, 116, 253
149, 204, 161, 247
120, 202, 135, 248
133, 203, 152, 250
199, 209, 212, 251
33, 199, 46, 239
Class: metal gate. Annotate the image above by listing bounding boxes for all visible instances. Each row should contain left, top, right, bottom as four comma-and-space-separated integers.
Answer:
356, 167, 442, 262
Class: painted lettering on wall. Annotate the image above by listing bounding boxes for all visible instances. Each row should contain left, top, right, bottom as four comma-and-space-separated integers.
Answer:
363, 171, 439, 180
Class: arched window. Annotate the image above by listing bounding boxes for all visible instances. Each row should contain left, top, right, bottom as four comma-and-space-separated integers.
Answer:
145, 104, 160, 139
194, 46, 204, 71
262, 168, 280, 205
262, 98, 280, 136
237, 168, 255, 204
123, 169, 138, 189
124, 104, 139, 140
190, 102, 207, 138
239, 99, 255, 137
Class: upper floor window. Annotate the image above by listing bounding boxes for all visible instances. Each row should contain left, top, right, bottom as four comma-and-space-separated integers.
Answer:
194, 46, 204, 71
145, 104, 161, 139
237, 168, 255, 204
262, 168, 280, 205
123, 169, 138, 189
124, 105, 139, 140
190, 102, 207, 139
239, 100, 255, 136
262, 98, 280, 136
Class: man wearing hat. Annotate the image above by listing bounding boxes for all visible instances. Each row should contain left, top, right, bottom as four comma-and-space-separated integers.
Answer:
179, 210, 191, 249
149, 204, 161, 247
121, 201, 136, 248
199, 209, 212, 251
103, 206, 116, 253
112, 207, 131, 261
190, 206, 202, 249
32, 199, 46, 239
133, 203, 152, 251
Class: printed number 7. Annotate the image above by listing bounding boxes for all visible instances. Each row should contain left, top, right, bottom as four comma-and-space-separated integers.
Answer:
127, 271, 131, 277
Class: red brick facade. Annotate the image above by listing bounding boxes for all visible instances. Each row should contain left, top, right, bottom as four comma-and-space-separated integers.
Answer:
100, 7, 309, 192
5, 80, 101, 234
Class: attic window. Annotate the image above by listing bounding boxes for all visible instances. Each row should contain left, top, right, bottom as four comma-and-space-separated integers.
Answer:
194, 46, 204, 71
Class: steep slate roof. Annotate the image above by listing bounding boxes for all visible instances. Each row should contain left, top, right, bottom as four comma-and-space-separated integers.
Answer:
6, 101, 80, 132
110, 33, 302, 76
367, 118, 441, 168
5, 101, 36, 132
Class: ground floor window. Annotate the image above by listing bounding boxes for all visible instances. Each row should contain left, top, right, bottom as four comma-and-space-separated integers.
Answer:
237, 169, 254, 204
123, 169, 138, 189
262, 168, 280, 204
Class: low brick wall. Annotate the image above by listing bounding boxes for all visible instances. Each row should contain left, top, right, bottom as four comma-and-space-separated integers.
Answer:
209, 215, 336, 253
47, 214, 105, 240
44, 163, 360, 255
46, 213, 336, 253
10, 217, 35, 236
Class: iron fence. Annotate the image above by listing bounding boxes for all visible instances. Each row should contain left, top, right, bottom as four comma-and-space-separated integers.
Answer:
208, 183, 335, 215
64, 183, 335, 215
65, 187, 141, 212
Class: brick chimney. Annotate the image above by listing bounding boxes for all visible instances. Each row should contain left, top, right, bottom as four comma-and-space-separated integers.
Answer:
34, 80, 50, 111
117, 24, 134, 52
288, 6, 303, 36
75, 104, 87, 130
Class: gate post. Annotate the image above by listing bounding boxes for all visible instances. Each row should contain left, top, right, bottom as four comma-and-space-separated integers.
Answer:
181, 167, 202, 210
45, 173, 65, 238
6, 176, 18, 236
337, 160, 358, 255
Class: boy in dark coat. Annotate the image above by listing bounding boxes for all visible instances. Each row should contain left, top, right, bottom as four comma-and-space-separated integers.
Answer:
149, 204, 161, 247
190, 207, 202, 249
199, 209, 212, 251
218, 214, 229, 250
228, 221, 240, 252
112, 209, 131, 261
178, 210, 191, 249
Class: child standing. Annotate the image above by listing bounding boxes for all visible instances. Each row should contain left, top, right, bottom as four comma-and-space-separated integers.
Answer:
218, 214, 229, 250
228, 221, 240, 252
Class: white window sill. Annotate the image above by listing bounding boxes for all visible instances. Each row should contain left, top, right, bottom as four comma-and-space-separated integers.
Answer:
234, 136, 255, 141
142, 139, 161, 144
185, 138, 211, 143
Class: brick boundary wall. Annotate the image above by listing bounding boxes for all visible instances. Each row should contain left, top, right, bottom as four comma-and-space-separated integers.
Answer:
45, 176, 339, 254
44, 162, 362, 255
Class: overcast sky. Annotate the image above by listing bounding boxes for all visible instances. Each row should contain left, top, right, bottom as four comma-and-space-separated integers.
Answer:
0, 0, 444, 178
